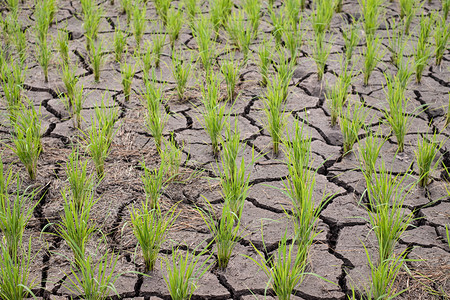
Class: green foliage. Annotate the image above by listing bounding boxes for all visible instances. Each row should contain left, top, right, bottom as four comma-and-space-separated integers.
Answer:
120, 59, 136, 102
35, 31, 52, 83
399, 0, 420, 34
357, 129, 385, 179
152, 33, 166, 68
183, 0, 198, 24
311, 0, 334, 35
166, 6, 184, 49
171, 51, 193, 100
256, 38, 272, 87
0, 57, 26, 119
160, 135, 183, 179
363, 34, 383, 86
113, 22, 127, 63
193, 15, 216, 72
226, 10, 252, 61
339, 101, 368, 155
154, 0, 171, 25
220, 52, 241, 102
414, 132, 442, 187
243, 0, 261, 37
414, 13, 434, 83
311, 31, 333, 81
89, 38, 106, 83
434, 16, 450, 66
141, 160, 167, 210
359, 0, 384, 37
57, 29, 70, 66
132, 0, 147, 49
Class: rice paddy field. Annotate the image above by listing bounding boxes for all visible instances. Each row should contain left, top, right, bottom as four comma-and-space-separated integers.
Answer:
0, 0, 449, 299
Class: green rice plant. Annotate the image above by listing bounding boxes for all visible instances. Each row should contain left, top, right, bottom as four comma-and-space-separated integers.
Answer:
342, 20, 361, 61
65, 146, 95, 211
5, 0, 19, 13
198, 200, 241, 270
166, 6, 183, 49
171, 51, 193, 100
339, 101, 368, 155
414, 132, 442, 187
0, 238, 37, 300
357, 129, 385, 179
0, 175, 38, 258
283, 0, 301, 27
162, 246, 211, 300
89, 38, 106, 83
0, 57, 26, 118
113, 23, 127, 63
208, 0, 233, 35
66, 83, 85, 129
362, 160, 415, 262
141, 160, 167, 210
311, 31, 333, 81
282, 18, 303, 61
154, 0, 170, 25
120, 59, 136, 102
141, 75, 169, 151
85, 96, 119, 178
193, 14, 215, 72
335, 0, 343, 12
256, 38, 272, 87
225, 10, 252, 61
35, 32, 52, 83
243, 0, 261, 37
83, 5, 103, 51
132, 0, 147, 50
311, 0, 334, 35
386, 19, 408, 67
220, 52, 241, 102
200, 73, 228, 156
383, 74, 411, 152
219, 123, 255, 216
56, 188, 96, 266
60, 60, 79, 103
10, 101, 42, 180
414, 13, 434, 83
363, 34, 383, 85
443, 0, 450, 20
160, 134, 183, 179
35, 0, 51, 44
326, 59, 354, 126
130, 202, 177, 271
63, 249, 121, 299
397, 56, 414, 91
119, 0, 132, 20
80, 0, 95, 15
56, 29, 70, 66
246, 232, 311, 300
263, 74, 289, 156
47, 0, 58, 26
275, 48, 295, 100
269, 7, 284, 46
434, 16, 450, 66
141, 41, 153, 77
399, 0, 420, 34
11, 18, 27, 62
359, 0, 384, 37
183, 0, 198, 25
152, 33, 166, 68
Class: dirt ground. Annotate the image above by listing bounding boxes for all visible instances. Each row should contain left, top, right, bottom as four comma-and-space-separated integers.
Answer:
0, 0, 449, 299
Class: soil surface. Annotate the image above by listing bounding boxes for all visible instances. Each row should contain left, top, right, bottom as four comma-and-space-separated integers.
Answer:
0, 0, 449, 299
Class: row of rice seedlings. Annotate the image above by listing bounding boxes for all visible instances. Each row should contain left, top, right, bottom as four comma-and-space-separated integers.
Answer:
141, 75, 169, 151
200, 73, 228, 156
433, 15, 450, 66
383, 74, 411, 153
1, 12, 27, 62
263, 73, 289, 156
193, 15, 216, 73
363, 34, 383, 86
9, 100, 42, 180
414, 13, 433, 83
339, 101, 368, 156
283, 18, 304, 63
161, 134, 184, 178
269, 6, 284, 47
61, 80, 85, 129
275, 48, 295, 100
386, 19, 407, 68
171, 51, 193, 100
84, 95, 119, 177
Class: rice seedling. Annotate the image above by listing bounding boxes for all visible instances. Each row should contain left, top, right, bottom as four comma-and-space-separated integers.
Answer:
363, 34, 383, 86
219, 123, 255, 216
35, 31, 52, 83
35, 0, 51, 44
64, 82, 85, 129
414, 13, 434, 83
383, 74, 411, 152
434, 16, 450, 66
339, 101, 368, 155
443, 0, 450, 20
120, 59, 136, 102
283, 0, 301, 27
220, 52, 241, 102
198, 200, 241, 270
154, 0, 170, 25
256, 38, 272, 87
396, 56, 414, 90
243, 0, 261, 37
132, 0, 147, 50
326, 59, 354, 126
193, 14, 215, 72
359, 0, 384, 37
342, 21, 361, 62
152, 33, 166, 68
56, 29, 70, 66
47, 0, 58, 26
269, 7, 284, 46
85, 95, 119, 178
263, 74, 289, 156
65, 146, 95, 211
10, 101, 42, 180
141, 75, 168, 151
209, 0, 232, 34
162, 246, 211, 300
246, 232, 311, 300
275, 48, 295, 100
311, 31, 333, 81
0, 238, 37, 300
141, 41, 153, 77
357, 129, 385, 179
335, 0, 343, 12
63, 249, 122, 299
113, 22, 127, 63
0, 174, 38, 258
226, 10, 252, 61
166, 6, 183, 49
80, 0, 94, 15
0, 57, 26, 118
141, 160, 167, 209
414, 132, 442, 187
183, 0, 198, 25
5, 0, 19, 13
10, 17, 27, 62
130, 202, 178, 271
362, 160, 415, 262
160, 134, 183, 179
89, 38, 106, 83
399, 0, 420, 34
200, 73, 228, 156
311, 0, 334, 35
60, 60, 78, 106
83, 5, 103, 51
119, 0, 132, 18
171, 51, 193, 100
282, 18, 303, 62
